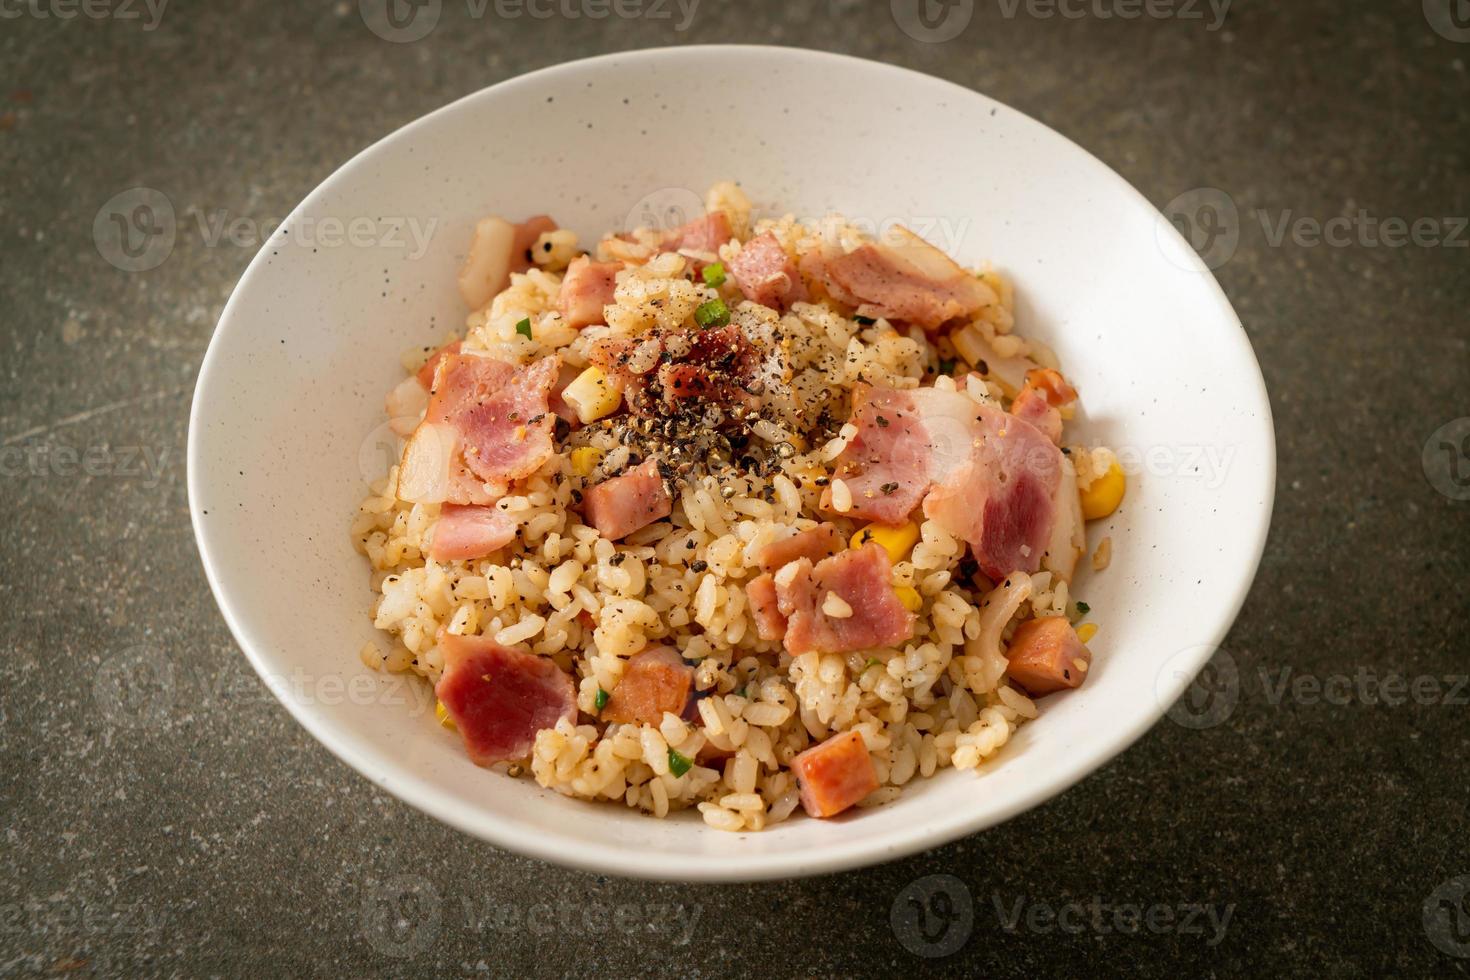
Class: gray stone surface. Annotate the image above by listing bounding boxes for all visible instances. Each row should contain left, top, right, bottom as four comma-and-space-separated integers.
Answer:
2, 0, 1468, 976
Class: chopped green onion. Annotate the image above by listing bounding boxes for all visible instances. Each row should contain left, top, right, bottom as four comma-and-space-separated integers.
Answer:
1075, 600, 1091, 615
693, 298, 730, 329
667, 747, 693, 777
938, 358, 957, 376
854, 314, 876, 325
864, 657, 882, 671
515, 317, 532, 339
594, 687, 609, 712
702, 261, 726, 288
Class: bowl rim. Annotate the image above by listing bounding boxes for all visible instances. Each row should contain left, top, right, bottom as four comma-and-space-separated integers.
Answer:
188, 43, 1276, 882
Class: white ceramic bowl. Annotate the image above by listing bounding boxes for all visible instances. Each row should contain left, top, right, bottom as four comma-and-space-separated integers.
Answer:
189, 45, 1273, 881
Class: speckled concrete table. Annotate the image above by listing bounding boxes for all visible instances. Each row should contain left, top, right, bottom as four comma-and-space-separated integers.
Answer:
3, 1, 1468, 976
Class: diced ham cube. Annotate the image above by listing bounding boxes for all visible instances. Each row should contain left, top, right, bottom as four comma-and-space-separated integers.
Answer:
581, 460, 672, 541
746, 573, 787, 642
427, 504, 517, 562
1009, 368, 1076, 446
729, 232, 805, 310
792, 730, 879, 818
1004, 616, 1091, 696
558, 256, 621, 329
756, 524, 847, 573
434, 633, 576, 765
772, 544, 915, 655
1010, 384, 1062, 444
601, 647, 694, 726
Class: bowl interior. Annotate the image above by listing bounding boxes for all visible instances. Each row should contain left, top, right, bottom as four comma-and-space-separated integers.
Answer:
189, 46, 1273, 880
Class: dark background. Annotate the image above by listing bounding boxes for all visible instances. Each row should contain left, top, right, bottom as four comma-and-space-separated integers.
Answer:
3, 0, 1468, 975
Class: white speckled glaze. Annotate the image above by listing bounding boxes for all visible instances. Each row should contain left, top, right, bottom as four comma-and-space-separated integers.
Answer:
188, 46, 1274, 881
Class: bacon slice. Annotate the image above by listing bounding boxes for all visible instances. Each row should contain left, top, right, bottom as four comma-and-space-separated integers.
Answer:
922, 403, 1063, 581
792, 730, 879, 818
415, 340, 464, 389
823, 387, 931, 524
459, 215, 557, 311
428, 504, 517, 562
397, 353, 560, 505
661, 211, 731, 261
558, 256, 621, 329
729, 231, 805, 310
773, 544, 915, 656
581, 460, 672, 541
384, 340, 463, 437
1004, 616, 1091, 696
809, 226, 995, 330
822, 385, 977, 525
823, 381, 1064, 581
746, 573, 787, 642
434, 633, 576, 766
756, 524, 847, 573
601, 646, 694, 726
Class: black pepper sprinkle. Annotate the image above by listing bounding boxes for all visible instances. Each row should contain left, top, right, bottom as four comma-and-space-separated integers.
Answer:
690, 559, 708, 573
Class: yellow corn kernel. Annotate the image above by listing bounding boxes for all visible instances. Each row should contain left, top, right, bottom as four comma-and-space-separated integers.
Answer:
1076, 622, 1098, 644
569, 446, 604, 477
1080, 462, 1126, 520
851, 521, 921, 564
560, 366, 624, 424
894, 586, 923, 612
435, 700, 456, 730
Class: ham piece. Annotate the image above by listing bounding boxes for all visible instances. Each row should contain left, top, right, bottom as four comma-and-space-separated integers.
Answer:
435, 633, 576, 765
